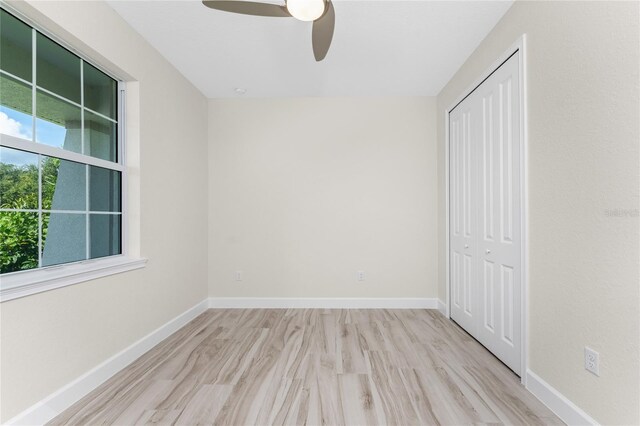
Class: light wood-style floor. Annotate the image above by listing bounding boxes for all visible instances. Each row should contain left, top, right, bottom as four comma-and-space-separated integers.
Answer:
50, 309, 561, 425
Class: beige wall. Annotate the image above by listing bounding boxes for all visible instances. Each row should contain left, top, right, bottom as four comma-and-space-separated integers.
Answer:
436, 1, 639, 424
0, 1, 209, 421
208, 97, 438, 299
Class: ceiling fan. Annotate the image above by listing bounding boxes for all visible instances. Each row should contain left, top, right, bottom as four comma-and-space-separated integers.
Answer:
202, 0, 335, 61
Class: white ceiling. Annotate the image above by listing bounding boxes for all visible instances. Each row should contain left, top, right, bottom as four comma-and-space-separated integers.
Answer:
107, 0, 512, 98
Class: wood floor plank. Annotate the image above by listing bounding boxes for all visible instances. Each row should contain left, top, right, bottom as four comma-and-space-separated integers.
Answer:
367, 351, 421, 425
49, 309, 561, 426
338, 374, 379, 426
308, 352, 345, 426
173, 384, 232, 425
339, 324, 369, 374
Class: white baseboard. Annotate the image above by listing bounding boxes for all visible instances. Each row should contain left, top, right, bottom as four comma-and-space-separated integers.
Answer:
208, 297, 439, 309
437, 299, 447, 316
526, 369, 599, 426
5, 299, 210, 426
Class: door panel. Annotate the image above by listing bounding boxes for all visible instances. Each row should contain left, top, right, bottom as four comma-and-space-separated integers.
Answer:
449, 100, 478, 334
483, 259, 495, 332
501, 264, 515, 345
450, 51, 521, 375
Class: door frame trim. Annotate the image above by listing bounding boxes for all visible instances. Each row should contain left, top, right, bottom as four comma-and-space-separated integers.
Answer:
444, 35, 528, 383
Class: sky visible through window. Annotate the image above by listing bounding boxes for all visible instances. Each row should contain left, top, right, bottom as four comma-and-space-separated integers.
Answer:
0, 105, 67, 154
0, 106, 31, 140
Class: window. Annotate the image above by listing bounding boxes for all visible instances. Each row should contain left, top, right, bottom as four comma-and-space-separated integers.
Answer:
0, 9, 127, 283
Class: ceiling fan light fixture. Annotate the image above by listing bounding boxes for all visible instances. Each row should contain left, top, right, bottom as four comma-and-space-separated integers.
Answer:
286, 0, 325, 21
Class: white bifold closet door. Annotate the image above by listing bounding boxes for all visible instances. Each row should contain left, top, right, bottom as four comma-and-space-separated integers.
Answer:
450, 52, 521, 375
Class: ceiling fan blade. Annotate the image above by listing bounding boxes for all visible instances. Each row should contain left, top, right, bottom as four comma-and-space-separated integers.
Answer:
312, 1, 335, 61
202, 1, 291, 17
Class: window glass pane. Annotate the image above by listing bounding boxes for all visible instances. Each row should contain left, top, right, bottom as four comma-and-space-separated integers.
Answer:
83, 62, 117, 120
41, 212, 85, 266
89, 166, 121, 212
85, 111, 116, 162
0, 211, 39, 273
1, 74, 33, 140
0, 10, 32, 82
41, 156, 86, 211
0, 147, 38, 209
89, 214, 121, 259
36, 89, 82, 152
36, 33, 80, 103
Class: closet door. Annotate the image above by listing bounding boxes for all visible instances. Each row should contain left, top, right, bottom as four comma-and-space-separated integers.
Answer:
449, 52, 521, 375
476, 52, 521, 374
449, 91, 480, 336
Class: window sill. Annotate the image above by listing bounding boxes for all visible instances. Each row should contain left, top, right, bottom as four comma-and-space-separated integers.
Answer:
0, 256, 147, 302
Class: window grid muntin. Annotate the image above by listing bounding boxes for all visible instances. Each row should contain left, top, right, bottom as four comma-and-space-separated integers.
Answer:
0, 8, 123, 274
0, 84, 119, 169
0, 71, 118, 125
0, 67, 119, 157
0, 209, 121, 214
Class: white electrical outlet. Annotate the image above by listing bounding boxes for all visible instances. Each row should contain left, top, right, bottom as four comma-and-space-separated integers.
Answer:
357, 271, 365, 281
235, 270, 243, 281
584, 347, 599, 376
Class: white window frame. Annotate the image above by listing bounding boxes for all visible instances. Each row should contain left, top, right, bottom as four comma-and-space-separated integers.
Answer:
0, 6, 146, 302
